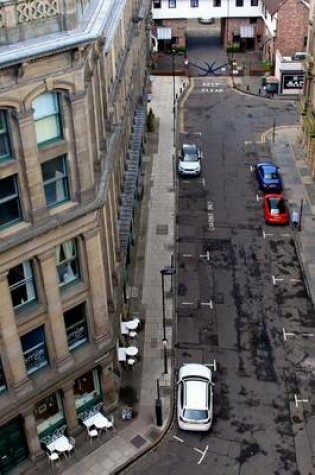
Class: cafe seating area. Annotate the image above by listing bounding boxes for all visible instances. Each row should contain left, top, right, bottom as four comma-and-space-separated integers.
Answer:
118, 315, 142, 370
40, 425, 76, 465
78, 403, 114, 439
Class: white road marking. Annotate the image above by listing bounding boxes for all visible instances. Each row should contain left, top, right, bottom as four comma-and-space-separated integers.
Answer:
182, 302, 194, 305
245, 140, 264, 145
281, 233, 291, 237
263, 230, 273, 238
272, 275, 284, 285
194, 445, 209, 465
207, 250, 210, 261
201, 300, 213, 309
250, 165, 255, 172
173, 435, 184, 443
283, 327, 295, 341
295, 394, 309, 407
183, 254, 193, 257
301, 333, 315, 337
256, 194, 260, 202
290, 278, 302, 283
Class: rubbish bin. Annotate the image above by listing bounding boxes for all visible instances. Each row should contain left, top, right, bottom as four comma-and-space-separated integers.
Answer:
155, 398, 163, 427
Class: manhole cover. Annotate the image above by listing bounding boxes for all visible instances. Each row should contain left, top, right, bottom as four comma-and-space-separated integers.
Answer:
156, 224, 168, 235
146, 427, 161, 442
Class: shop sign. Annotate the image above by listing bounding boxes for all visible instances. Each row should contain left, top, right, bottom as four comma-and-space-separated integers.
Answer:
282, 74, 304, 90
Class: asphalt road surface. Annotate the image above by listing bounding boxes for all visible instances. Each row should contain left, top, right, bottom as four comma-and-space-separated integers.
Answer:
122, 77, 314, 474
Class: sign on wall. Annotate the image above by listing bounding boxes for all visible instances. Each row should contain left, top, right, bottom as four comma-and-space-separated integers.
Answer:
282, 73, 304, 91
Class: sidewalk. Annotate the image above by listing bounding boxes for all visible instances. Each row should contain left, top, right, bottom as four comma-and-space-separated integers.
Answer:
59, 76, 180, 475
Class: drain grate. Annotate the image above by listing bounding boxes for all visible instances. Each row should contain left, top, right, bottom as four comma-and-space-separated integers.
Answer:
156, 224, 168, 235
146, 427, 161, 442
130, 435, 147, 449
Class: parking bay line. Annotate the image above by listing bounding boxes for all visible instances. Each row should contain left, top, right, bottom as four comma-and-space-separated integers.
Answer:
272, 275, 284, 285
194, 445, 209, 465
173, 435, 184, 443
201, 300, 213, 309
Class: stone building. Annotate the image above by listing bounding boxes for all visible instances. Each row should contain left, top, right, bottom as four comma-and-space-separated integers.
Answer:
0, 0, 149, 471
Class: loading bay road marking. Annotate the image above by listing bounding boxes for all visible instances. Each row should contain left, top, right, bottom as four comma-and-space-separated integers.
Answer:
194, 445, 209, 465
181, 302, 194, 305
207, 201, 215, 232
272, 275, 284, 285
283, 327, 315, 341
263, 230, 274, 238
201, 88, 224, 93
295, 394, 309, 407
200, 251, 210, 261
201, 300, 213, 309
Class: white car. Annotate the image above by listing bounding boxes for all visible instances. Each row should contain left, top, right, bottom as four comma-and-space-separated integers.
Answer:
177, 363, 214, 431
177, 143, 202, 177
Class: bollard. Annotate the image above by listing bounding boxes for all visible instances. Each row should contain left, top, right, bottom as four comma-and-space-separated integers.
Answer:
258, 88, 261, 95
155, 398, 163, 426
247, 85, 250, 91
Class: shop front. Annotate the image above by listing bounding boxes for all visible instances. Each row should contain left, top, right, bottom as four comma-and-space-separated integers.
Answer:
73, 368, 102, 413
34, 391, 66, 439
0, 418, 28, 473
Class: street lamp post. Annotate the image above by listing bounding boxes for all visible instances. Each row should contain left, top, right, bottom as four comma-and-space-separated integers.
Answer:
160, 265, 176, 374
172, 49, 176, 147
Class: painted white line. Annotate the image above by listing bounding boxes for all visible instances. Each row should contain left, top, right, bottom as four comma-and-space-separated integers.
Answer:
281, 234, 291, 237
301, 333, 315, 337
207, 250, 210, 261
256, 194, 260, 202
263, 229, 273, 238
200, 254, 208, 258
195, 445, 208, 465
183, 254, 193, 257
283, 328, 295, 341
290, 279, 302, 283
245, 140, 264, 145
182, 302, 194, 305
250, 165, 255, 172
173, 435, 184, 443
201, 301, 213, 309
295, 394, 309, 407
202, 178, 206, 187
272, 275, 284, 285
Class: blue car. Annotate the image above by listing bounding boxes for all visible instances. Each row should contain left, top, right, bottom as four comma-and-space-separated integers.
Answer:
256, 162, 282, 192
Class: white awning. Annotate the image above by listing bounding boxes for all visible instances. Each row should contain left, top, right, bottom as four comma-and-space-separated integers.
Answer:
157, 27, 172, 40
240, 25, 255, 38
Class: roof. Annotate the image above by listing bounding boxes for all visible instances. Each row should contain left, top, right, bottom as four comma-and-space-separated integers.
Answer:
179, 363, 211, 381
185, 380, 208, 410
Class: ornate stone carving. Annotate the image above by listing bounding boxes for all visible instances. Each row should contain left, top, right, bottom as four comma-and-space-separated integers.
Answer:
17, 0, 58, 24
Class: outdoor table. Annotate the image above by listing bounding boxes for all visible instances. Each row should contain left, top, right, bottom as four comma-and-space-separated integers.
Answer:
126, 346, 139, 357
47, 435, 71, 456
83, 412, 109, 431
125, 320, 138, 331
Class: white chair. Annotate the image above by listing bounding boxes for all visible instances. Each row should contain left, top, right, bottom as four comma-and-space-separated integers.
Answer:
120, 322, 129, 336
118, 347, 127, 363
87, 424, 98, 442
46, 449, 59, 465
67, 437, 76, 455
127, 357, 137, 370
128, 330, 138, 341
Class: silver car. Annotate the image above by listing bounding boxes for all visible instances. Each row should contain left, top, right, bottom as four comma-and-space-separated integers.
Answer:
177, 363, 213, 431
177, 143, 202, 177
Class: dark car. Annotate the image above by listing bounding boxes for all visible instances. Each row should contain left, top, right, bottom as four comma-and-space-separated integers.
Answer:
263, 194, 290, 225
256, 162, 282, 192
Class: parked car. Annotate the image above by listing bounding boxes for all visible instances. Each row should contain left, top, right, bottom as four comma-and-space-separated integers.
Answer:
263, 194, 290, 225
199, 17, 215, 24
177, 363, 213, 431
256, 162, 282, 192
177, 143, 202, 177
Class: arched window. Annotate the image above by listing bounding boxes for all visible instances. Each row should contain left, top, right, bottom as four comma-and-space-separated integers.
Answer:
0, 110, 12, 162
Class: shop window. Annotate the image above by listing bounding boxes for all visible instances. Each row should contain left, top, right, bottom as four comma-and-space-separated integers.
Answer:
191, 0, 198, 6
0, 358, 6, 393
21, 326, 49, 375
153, 0, 161, 7
32, 92, 62, 146
0, 175, 23, 229
64, 303, 88, 351
73, 369, 101, 409
56, 239, 80, 287
8, 260, 37, 309
251, 0, 258, 5
41, 156, 70, 208
0, 419, 28, 473
168, 0, 176, 7
0, 111, 12, 162
34, 392, 64, 435
236, 0, 243, 5
213, 0, 221, 6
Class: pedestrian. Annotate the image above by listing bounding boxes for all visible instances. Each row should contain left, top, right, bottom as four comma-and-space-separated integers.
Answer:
291, 209, 299, 228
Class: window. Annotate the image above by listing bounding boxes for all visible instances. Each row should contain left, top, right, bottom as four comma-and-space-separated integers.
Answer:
251, 0, 258, 5
8, 260, 37, 309
0, 358, 6, 393
56, 239, 80, 286
213, 0, 221, 5
33, 92, 62, 146
191, 0, 199, 6
0, 111, 11, 162
21, 327, 49, 375
168, 0, 176, 7
73, 369, 101, 409
42, 156, 70, 208
236, 0, 243, 5
34, 392, 64, 435
64, 303, 88, 351
0, 175, 22, 229
153, 0, 161, 7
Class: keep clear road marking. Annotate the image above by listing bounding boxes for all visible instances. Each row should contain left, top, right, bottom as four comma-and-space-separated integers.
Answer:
194, 445, 209, 465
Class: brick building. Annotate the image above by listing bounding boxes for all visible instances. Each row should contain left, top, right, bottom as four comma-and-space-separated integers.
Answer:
0, 0, 149, 471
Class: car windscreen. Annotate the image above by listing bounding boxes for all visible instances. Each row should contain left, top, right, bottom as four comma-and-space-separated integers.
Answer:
269, 197, 285, 212
182, 145, 199, 162
263, 166, 278, 179
183, 409, 208, 420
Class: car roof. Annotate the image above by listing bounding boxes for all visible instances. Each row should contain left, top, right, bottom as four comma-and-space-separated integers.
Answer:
179, 363, 211, 380
184, 379, 208, 410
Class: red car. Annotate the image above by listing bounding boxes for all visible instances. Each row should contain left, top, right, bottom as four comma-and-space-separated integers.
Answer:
263, 194, 289, 225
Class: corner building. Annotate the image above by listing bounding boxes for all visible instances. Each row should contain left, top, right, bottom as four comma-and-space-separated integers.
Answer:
0, 0, 149, 471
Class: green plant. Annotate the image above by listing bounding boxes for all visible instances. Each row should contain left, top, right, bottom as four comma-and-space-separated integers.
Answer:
226, 43, 241, 53
147, 108, 155, 132
261, 60, 274, 71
